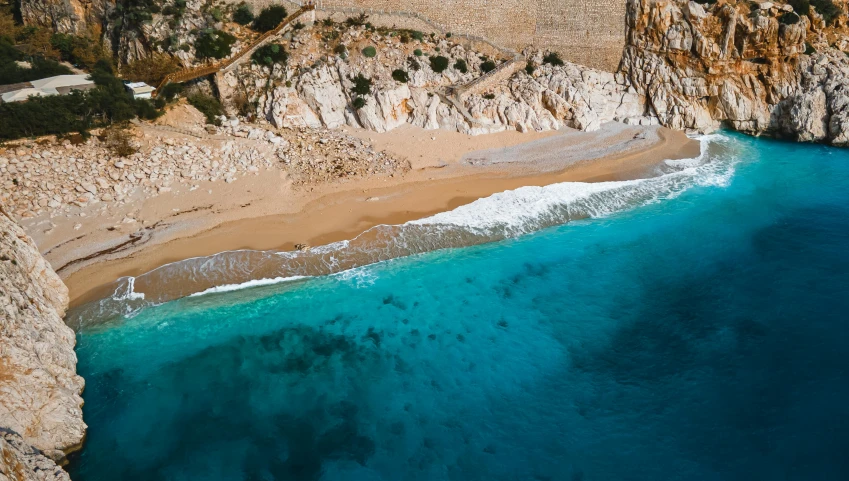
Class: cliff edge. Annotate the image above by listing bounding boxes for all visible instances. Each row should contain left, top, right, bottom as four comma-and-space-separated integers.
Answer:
0, 207, 85, 480
620, 0, 849, 145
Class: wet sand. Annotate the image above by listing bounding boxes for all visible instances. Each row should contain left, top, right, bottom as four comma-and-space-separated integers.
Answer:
22, 122, 699, 307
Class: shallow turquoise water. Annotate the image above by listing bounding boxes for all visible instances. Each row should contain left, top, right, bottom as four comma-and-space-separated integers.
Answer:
69, 134, 849, 480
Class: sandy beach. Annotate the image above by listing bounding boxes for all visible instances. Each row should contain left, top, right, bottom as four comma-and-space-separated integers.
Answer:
18, 121, 699, 307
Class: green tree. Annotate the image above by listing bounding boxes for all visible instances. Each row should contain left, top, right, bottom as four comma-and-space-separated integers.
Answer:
195, 29, 236, 59
480, 60, 496, 73
233, 3, 254, 25
391, 69, 409, 83
252, 6, 287, 32
351, 73, 372, 96
454, 59, 468, 73
251, 43, 288, 66
430, 55, 449, 73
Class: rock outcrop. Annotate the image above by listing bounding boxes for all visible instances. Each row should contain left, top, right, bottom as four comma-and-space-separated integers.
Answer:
619, 0, 849, 145
0, 207, 84, 479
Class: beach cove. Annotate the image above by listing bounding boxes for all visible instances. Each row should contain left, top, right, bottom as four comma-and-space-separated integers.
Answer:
19, 121, 698, 307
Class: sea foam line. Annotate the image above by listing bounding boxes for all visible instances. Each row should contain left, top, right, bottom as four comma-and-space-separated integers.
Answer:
188, 276, 311, 297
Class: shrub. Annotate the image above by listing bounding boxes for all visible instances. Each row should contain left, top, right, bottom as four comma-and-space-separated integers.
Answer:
187, 93, 224, 125
362, 46, 377, 58
252, 6, 287, 32
693, 0, 718, 4
391, 69, 409, 83
345, 13, 368, 27
805, 42, 817, 55
351, 73, 372, 96
480, 60, 496, 73
49, 32, 109, 70
525, 62, 536, 75
430, 55, 449, 73
100, 124, 138, 157
293, 21, 304, 30
210, 7, 224, 22
195, 29, 236, 59
811, 0, 841, 23
120, 52, 182, 85
411, 30, 424, 41
408, 57, 421, 71
0, 39, 72, 84
543, 52, 564, 66
454, 59, 468, 73
158, 82, 183, 102
413, 48, 423, 56
789, 0, 811, 15
334, 44, 348, 57
446, 32, 452, 38
251, 43, 288, 66
352, 96, 366, 109
483, 93, 496, 100
779, 11, 802, 24
233, 3, 254, 25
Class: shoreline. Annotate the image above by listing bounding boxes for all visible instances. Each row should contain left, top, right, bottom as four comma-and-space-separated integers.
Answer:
22, 122, 699, 308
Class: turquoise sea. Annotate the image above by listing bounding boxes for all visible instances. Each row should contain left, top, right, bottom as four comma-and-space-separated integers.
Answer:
68, 133, 849, 480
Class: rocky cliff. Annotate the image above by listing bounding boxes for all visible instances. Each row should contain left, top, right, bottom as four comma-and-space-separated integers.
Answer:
619, 0, 849, 145
0, 207, 84, 480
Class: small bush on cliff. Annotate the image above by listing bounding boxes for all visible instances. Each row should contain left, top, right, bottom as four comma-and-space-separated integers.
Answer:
252, 43, 288, 66
351, 74, 373, 96
120, 52, 182, 85
543, 52, 564, 66
480, 60, 497, 73
811, 0, 841, 23
693, 0, 718, 4
253, 6, 288, 32
233, 3, 254, 25
334, 44, 348, 58
789, 0, 811, 15
392, 69, 409, 83
414, 49, 423, 57
454, 59, 468, 73
362, 46, 377, 58
195, 29, 236, 59
100, 123, 138, 157
352, 97, 366, 109
187, 93, 225, 125
411, 30, 425, 41
525, 61, 536, 75
430, 55, 449, 73
779, 11, 802, 24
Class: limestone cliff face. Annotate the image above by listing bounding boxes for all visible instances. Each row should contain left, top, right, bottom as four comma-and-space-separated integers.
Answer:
619, 0, 849, 145
20, 0, 111, 35
0, 207, 85, 480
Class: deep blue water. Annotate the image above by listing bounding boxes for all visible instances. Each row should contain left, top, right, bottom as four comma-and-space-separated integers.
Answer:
68, 134, 849, 480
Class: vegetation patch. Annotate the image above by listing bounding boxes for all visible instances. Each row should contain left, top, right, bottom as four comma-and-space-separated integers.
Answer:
351, 74, 372, 96
480, 60, 497, 73
252, 44, 288, 66
525, 62, 536, 75
362, 46, 377, 58
233, 3, 254, 25
352, 96, 366, 109
0, 39, 71, 84
811, 0, 841, 23
454, 59, 468, 74
253, 6, 288, 32
430, 56, 449, 73
413, 49, 423, 57
195, 29, 236, 59
391, 69, 409, 83
187, 92, 225, 125
120, 52, 182, 85
543, 52, 564, 66
0, 65, 160, 140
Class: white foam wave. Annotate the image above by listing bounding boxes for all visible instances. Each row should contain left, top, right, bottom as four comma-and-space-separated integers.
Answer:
410, 134, 735, 234
188, 276, 311, 297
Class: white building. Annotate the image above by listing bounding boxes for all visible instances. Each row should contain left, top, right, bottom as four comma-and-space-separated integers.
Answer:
0, 74, 95, 103
125, 82, 156, 99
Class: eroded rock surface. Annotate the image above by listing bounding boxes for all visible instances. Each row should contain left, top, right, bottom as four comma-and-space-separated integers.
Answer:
619, 0, 849, 145
0, 207, 84, 478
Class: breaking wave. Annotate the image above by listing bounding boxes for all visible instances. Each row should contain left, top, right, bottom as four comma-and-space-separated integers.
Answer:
67, 133, 741, 329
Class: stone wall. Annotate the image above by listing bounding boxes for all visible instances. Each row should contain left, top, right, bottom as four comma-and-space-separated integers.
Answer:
235, 0, 627, 71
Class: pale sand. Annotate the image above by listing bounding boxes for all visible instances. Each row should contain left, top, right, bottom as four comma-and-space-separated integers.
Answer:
20, 122, 699, 307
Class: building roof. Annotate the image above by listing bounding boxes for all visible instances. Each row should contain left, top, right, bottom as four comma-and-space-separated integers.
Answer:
1, 87, 59, 103
0, 82, 34, 95
125, 82, 156, 94
30, 74, 94, 90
